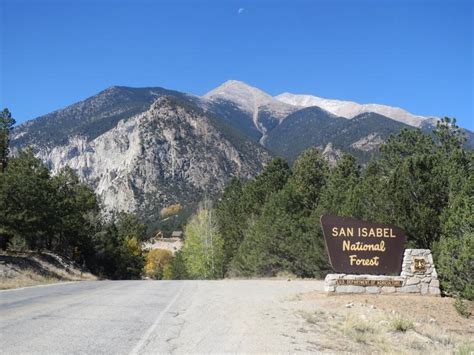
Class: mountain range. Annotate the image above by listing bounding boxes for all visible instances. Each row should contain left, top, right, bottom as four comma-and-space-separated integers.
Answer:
11, 80, 473, 231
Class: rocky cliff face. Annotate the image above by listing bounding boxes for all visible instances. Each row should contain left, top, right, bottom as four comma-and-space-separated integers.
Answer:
16, 96, 270, 226
11, 81, 473, 229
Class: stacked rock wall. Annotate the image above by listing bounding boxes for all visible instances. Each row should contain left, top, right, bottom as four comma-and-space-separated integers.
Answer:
325, 249, 440, 296
400, 249, 440, 295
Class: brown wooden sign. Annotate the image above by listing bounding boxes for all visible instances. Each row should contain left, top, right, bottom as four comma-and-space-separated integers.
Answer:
320, 215, 406, 275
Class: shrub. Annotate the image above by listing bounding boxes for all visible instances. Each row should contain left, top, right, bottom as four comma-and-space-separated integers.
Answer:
162, 264, 173, 280
160, 204, 182, 219
454, 298, 471, 318
170, 251, 189, 280
7, 235, 27, 251
434, 232, 474, 300
340, 314, 378, 345
391, 317, 414, 332
144, 249, 173, 279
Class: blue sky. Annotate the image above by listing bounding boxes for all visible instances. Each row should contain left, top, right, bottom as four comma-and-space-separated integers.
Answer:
1, 0, 473, 129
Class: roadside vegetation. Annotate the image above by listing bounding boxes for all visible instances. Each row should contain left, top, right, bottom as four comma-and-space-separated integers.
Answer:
0, 108, 145, 280
0, 251, 97, 289
1, 106, 472, 303
294, 292, 473, 353
179, 117, 472, 302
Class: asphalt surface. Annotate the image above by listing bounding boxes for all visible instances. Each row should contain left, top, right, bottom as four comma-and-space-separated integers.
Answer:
0, 280, 323, 354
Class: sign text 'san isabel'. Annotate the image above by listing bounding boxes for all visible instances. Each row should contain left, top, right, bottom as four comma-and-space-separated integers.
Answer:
320, 215, 406, 275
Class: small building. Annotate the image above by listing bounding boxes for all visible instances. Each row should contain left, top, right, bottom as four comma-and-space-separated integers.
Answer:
171, 231, 183, 239
142, 237, 184, 255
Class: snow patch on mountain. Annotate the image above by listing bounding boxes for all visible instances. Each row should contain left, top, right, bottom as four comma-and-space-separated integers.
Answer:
275, 92, 434, 128
204, 80, 296, 119
203, 80, 299, 142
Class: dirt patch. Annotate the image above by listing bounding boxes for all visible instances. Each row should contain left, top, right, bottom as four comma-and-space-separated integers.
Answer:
290, 290, 474, 353
0, 251, 96, 289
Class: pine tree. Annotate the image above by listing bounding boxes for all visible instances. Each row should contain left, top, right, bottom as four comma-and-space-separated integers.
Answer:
0, 149, 56, 250
115, 212, 147, 242
50, 166, 100, 255
319, 154, 360, 216
242, 157, 291, 215
215, 177, 246, 272
433, 151, 473, 299
0, 108, 16, 173
170, 250, 189, 279
289, 147, 329, 211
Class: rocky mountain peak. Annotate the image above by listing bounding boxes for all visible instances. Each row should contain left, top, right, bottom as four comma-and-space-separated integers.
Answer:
11, 80, 473, 231
205, 80, 276, 111
204, 80, 297, 116
203, 80, 299, 144
19, 95, 270, 229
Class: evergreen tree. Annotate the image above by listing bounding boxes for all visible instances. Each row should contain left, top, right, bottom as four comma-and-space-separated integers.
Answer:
115, 212, 147, 242
433, 157, 473, 299
378, 128, 448, 247
319, 154, 360, 216
289, 147, 329, 211
223, 158, 292, 275
387, 153, 447, 247
379, 128, 435, 169
170, 250, 189, 279
350, 160, 390, 223
433, 117, 465, 155
215, 177, 246, 273
242, 157, 291, 215
0, 149, 56, 250
91, 221, 145, 280
0, 108, 16, 173
231, 183, 330, 277
50, 166, 100, 255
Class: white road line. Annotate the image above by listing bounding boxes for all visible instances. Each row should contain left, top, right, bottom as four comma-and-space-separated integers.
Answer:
129, 283, 185, 355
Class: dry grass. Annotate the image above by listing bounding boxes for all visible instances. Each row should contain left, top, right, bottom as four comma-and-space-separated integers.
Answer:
0, 269, 96, 290
0, 270, 59, 290
458, 343, 474, 355
299, 309, 327, 325
339, 314, 381, 345
295, 292, 474, 353
0, 251, 97, 290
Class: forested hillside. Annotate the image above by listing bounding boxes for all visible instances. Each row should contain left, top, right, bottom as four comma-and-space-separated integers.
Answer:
10, 81, 474, 236
2, 105, 472, 300
178, 118, 473, 300
1, 109, 146, 279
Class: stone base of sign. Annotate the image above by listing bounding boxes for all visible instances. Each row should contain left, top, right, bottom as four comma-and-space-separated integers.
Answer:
325, 249, 440, 296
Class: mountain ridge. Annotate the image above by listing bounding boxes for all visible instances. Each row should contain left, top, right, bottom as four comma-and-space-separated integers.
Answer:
10, 80, 473, 230
275, 92, 436, 127
13, 94, 271, 231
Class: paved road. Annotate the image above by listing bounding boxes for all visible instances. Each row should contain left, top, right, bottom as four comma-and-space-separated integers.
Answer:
0, 280, 323, 354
